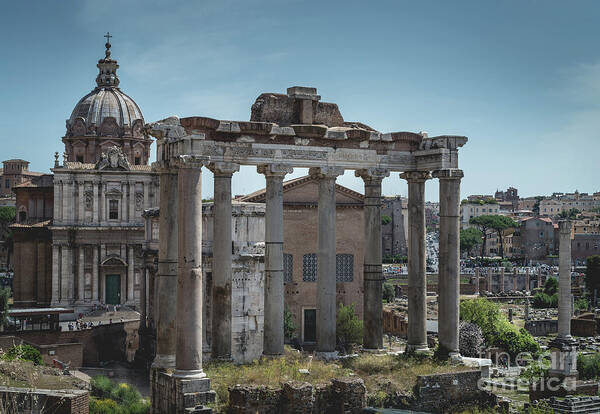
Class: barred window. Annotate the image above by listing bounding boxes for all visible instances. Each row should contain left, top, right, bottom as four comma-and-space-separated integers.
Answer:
336, 254, 354, 282
284, 254, 293, 283
302, 253, 317, 282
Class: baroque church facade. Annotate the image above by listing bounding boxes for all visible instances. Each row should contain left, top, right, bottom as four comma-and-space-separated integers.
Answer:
12, 37, 158, 310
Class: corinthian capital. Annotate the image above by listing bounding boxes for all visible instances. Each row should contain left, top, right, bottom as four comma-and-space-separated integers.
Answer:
308, 166, 344, 179
355, 168, 390, 183
399, 171, 431, 182
207, 162, 240, 176
432, 169, 464, 180
257, 164, 294, 177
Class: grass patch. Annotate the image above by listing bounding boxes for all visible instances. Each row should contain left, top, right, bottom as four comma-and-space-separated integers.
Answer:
0, 359, 85, 390
341, 353, 471, 400
205, 347, 349, 411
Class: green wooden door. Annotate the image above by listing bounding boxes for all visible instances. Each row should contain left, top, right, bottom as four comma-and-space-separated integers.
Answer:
106, 274, 121, 305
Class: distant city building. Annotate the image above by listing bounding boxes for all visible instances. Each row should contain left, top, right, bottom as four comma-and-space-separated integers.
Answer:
381, 196, 407, 257
518, 217, 557, 261
460, 198, 500, 229
572, 234, 600, 266
0, 159, 45, 204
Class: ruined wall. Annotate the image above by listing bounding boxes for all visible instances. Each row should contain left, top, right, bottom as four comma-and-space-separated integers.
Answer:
228, 377, 366, 414
524, 319, 558, 337
0, 386, 89, 414
413, 370, 496, 413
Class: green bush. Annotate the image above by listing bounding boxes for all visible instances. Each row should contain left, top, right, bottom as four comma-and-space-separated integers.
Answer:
532, 292, 558, 308
283, 307, 296, 341
2, 344, 43, 365
336, 303, 363, 351
460, 298, 539, 359
577, 353, 600, 380
543, 277, 558, 296
382, 283, 395, 303
575, 297, 589, 312
89, 376, 150, 414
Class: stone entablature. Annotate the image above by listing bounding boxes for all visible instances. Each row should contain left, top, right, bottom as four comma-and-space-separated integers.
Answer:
151, 115, 465, 172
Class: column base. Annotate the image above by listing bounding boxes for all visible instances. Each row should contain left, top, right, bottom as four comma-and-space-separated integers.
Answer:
151, 369, 215, 414
405, 344, 429, 353
152, 353, 176, 369
173, 369, 207, 379
362, 347, 386, 354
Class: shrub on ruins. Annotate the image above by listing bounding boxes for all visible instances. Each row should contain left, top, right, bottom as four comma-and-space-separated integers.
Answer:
90, 376, 149, 414
532, 292, 558, 309
458, 322, 484, 357
1, 344, 42, 365
382, 282, 395, 303
577, 352, 600, 380
0, 287, 10, 329
460, 298, 539, 359
336, 303, 363, 352
283, 307, 296, 341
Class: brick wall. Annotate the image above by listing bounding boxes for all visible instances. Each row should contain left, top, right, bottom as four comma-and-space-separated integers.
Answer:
0, 386, 89, 414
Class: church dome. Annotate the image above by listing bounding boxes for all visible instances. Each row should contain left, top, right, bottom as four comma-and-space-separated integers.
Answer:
66, 36, 144, 139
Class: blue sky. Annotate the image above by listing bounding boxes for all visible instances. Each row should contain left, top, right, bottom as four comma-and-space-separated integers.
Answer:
2, 0, 599, 201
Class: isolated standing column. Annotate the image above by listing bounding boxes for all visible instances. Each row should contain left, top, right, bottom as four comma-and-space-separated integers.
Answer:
356, 168, 389, 350
434, 169, 463, 357
400, 171, 431, 351
208, 162, 239, 360
259, 164, 293, 356
558, 220, 572, 338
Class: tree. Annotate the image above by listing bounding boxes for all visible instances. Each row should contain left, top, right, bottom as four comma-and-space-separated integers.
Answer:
489, 216, 517, 258
336, 303, 363, 352
0, 287, 9, 329
0, 207, 15, 270
382, 282, 395, 302
283, 307, 296, 341
558, 208, 580, 219
585, 255, 600, 305
460, 227, 483, 256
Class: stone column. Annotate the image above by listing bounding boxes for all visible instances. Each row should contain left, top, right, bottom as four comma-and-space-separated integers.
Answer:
474, 268, 480, 295
356, 168, 390, 350
128, 182, 136, 223
258, 164, 293, 356
434, 169, 462, 357
526, 268, 530, 292
400, 171, 431, 351
100, 183, 106, 224
78, 247, 85, 302
128, 245, 135, 303
487, 268, 493, 293
51, 244, 60, 304
208, 162, 239, 360
500, 268, 505, 293
538, 268, 542, 289
174, 161, 205, 378
513, 268, 518, 291
78, 181, 85, 223
558, 220, 572, 338
153, 170, 178, 369
93, 180, 99, 224
60, 246, 72, 303
92, 246, 99, 302
310, 166, 344, 356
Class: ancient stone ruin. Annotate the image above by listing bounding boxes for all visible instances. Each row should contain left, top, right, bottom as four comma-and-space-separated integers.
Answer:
146, 86, 468, 413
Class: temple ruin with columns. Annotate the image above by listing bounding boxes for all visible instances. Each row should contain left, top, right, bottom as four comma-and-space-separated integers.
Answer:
146, 86, 468, 413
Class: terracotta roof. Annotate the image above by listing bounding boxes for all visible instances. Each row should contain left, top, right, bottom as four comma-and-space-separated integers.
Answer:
239, 175, 364, 204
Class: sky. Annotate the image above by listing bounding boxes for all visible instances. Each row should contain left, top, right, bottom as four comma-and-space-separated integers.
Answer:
1, 0, 599, 201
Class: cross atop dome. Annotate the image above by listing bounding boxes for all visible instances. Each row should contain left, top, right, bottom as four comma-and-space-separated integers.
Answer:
96, 32, 119, 88
104, 32, 112, 59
